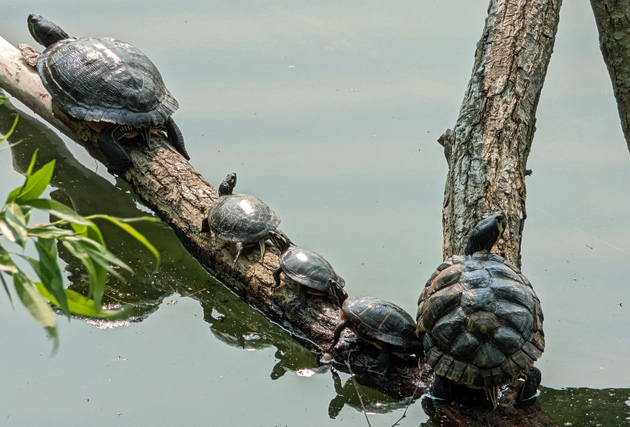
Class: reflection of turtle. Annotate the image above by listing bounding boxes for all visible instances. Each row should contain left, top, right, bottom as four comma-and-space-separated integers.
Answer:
268, 230, 345, 309
328, 279, 422, 374
416, 211, 544, 407
27, 14, 189, 175
201, 172, 280, 263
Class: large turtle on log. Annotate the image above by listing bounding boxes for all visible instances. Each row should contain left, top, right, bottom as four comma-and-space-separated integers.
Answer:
416, 211, 544, 407
25, 14, 189, 175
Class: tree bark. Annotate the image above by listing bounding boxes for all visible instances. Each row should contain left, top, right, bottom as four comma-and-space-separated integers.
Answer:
440, 0, 562, 267
590, 0, 630, 155
0, 28, 557, 425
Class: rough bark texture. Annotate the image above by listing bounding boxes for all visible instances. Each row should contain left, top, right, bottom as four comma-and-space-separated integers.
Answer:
440, 0, 562, 267
0, 34, 557, 425
591, 0, 630, 154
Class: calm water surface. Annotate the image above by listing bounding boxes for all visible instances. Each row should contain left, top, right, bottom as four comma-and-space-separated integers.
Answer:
1, 1, 630, 425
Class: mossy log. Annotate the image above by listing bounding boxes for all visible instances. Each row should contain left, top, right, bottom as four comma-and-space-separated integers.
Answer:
0, 12, 557, 425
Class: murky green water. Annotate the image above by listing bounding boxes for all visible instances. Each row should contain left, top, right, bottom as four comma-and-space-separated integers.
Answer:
1, 1, 630, 425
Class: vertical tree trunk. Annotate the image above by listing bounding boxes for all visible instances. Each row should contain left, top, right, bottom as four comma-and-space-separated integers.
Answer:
440, 0, 562, 267
590, 0, 630, 155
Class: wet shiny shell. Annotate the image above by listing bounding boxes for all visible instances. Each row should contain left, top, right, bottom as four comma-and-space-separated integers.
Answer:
37, 37, 178, 127
279, 247, 345, 293
207, 194, 280, 243
343, 296, 422, 354
416, 252, 545, 390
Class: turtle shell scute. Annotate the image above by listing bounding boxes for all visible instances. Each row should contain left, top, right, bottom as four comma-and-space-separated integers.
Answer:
416, 253, 544, 389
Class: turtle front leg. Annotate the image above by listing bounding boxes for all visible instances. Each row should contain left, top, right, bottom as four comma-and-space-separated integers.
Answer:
372, 345, 392, 375
272, 267, 283, 289
516, 366, 542, 407
329, 319, 348, 351
233, 242, 244, 264
97, 126, 132, 175
258, 239, 267, 262
165, 117, 190, 160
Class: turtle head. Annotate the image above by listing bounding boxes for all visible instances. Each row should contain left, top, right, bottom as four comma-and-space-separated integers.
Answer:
464, 211, 506, 255
218, 172, 237, 196
327, 278, 348, 308
268, 230, 293, 253
27, 14, 69, 47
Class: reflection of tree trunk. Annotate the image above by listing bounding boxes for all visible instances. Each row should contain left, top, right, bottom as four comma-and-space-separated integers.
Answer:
591, 0, 630, 155
1, 23, 557, 424
441, 0, 562, 268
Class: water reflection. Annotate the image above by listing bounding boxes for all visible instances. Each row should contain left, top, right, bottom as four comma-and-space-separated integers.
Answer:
3, 100, 630, 424
328, 368, 417, 419
0, 99, 320, 373
539, 387, 630, 426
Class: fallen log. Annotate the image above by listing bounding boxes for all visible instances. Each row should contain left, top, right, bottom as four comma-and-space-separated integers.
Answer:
0, 31, 556, 425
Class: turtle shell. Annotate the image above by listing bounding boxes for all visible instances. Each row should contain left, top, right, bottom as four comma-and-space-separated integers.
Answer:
416, 251, 545, 391
279, 247, 345, 293
343, 296, 422, 354
207, 194, 280, 244
37, 37, 178, 127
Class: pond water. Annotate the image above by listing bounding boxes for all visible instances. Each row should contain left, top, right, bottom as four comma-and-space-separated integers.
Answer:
2, 1, 630, 425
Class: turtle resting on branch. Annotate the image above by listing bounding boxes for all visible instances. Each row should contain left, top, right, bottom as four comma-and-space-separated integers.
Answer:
416, 211, 545, 408
25, 14, 189, 175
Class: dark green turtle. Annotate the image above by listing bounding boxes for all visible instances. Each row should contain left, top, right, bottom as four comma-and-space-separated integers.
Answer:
27, 14, 189, 175
201, 172, 280, 263
416, 211, 544, 408
328, 279, 422, 374
268, 230, 345, 309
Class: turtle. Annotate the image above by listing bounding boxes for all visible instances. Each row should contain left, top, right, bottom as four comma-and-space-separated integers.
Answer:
201, 172, 280, 263
328, 279, 423, 374
26, 14, 189, 175
416, 211, 544, 408
268, 230, 345, 309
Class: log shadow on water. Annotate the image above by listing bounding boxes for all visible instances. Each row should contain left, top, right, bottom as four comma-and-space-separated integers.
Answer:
2, 99, 431, 419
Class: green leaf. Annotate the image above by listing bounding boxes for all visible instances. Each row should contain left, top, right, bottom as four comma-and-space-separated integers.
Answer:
2, 203, 29, 247
88, 215, 161, 270
7, 155, 55, 204
34, 237, 69, 316
0, 216, 15, 244
36, 282, 128, 320
13, 272, 58, 350
0, 114, 18, 142
0, 272, 13, 308
27, 225, 74, 239
60, 237, 121, 310
22, 199, 92, 225
0, 244, 18, 275
25, 148, 38, 177
70, 222, 105, 246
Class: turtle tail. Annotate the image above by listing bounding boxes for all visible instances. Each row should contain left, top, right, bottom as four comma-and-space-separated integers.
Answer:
485, 386, 499, 409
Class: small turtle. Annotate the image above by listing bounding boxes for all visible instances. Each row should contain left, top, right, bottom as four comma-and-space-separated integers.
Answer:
201, 172, 280, 263
26, 14, 189, 175
416, 211, 544, 407
268, 230, 345, 309
328, 279, 422, 374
